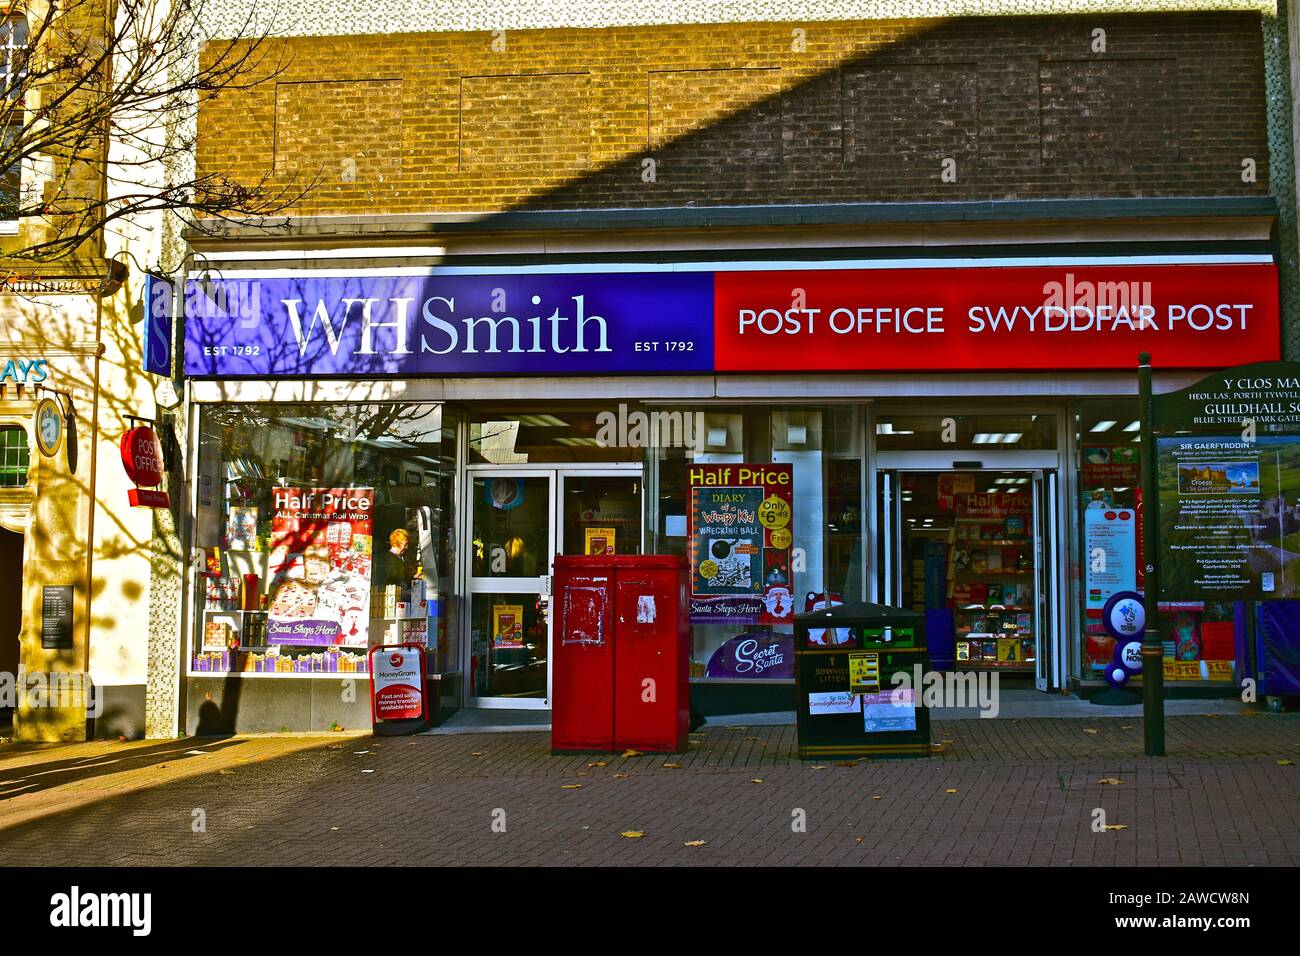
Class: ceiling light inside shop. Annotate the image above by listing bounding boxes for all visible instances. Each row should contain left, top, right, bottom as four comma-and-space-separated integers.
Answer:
876, 422, 915, 435
1123, 421, 1141, 432
555, 437, 602, 446
1091, 420, 1118, 433
1002, 433, 1022, 443
515, 414, 567, 427
706, 426, 728, 447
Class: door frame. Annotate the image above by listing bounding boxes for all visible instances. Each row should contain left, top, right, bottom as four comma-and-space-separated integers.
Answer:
873, 456, 1065, 690
459, 462, 643, 709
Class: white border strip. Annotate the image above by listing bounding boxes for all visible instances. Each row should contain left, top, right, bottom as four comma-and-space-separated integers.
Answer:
191, 254, 1274, 280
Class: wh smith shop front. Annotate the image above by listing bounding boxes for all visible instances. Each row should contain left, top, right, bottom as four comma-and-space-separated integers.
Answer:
180, 251, 1279, 733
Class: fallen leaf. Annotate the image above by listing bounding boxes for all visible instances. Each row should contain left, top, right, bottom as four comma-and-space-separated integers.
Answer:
1278, 759, 1295, 766
1098, 778, 1124, 786
217, 769, 236, 776
945, 788, 958, 794
750, 778, 764, 784
662, 762, 682, 769
1083, 728, 1099, 735
622, 749, 643, 757
471, 752, 484, 757
620, 830, 645, 839
683, 840, 707, 847
613, 773, 629, 779
561, 784, 582, 790
810, 765, 827, 770
1102, 824, 1128, 831
361, 769, 375, 774
855, 837, 864, 844
872, 795, 882, 800
834, 760, 858, 767
587, 761, 607, 768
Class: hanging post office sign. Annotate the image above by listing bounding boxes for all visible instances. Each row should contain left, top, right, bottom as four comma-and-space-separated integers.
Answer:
120, 424, 170, 508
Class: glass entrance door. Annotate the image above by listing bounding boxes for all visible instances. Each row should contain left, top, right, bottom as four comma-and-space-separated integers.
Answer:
466, 472, 555, 707
879, 469, 1052, 680
464, 466, 642, 708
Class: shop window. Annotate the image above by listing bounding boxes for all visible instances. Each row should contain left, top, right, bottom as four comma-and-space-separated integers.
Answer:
467, 405, 643, 464
1074, 400, 1236, 684
191, 403, 459, 677
875, 413, 1057, 451
647, 404, 866, 681
0, 15, 27, 224
0, 425, 28, 486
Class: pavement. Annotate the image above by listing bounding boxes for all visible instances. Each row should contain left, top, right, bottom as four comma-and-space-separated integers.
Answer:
1, 709, 1297, 866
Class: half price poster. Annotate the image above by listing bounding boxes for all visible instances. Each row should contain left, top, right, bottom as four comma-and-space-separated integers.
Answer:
688, 463, 794, 624
266, 487, 374, 646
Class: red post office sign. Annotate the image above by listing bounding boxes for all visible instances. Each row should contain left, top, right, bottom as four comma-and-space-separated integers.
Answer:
713, 262, 1280, 372
120, 425, 170, 508
120, 426, 164, 486
368, 643, 429, 732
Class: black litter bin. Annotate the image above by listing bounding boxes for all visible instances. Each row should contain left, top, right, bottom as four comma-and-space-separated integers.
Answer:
793, 601, 931, 759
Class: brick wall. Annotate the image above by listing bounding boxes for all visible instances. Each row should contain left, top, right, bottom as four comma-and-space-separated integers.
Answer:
198, 12, 1269, 216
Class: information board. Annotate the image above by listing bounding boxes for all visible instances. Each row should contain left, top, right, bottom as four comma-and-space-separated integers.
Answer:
40, 585, 74, 650
1151, 362, 1300, 601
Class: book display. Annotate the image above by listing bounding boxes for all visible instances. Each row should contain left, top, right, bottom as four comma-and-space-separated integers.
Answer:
899, 472, 1038, 673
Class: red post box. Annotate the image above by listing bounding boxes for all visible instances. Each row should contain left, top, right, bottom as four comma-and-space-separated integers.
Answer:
551, 555, 616, 752
612, 556, 690, 753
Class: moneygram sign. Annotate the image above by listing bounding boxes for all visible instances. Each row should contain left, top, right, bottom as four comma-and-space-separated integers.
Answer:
183, 262, 1279, 378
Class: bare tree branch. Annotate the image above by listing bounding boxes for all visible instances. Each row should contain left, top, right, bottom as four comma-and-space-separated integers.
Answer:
0, 0, 314, 267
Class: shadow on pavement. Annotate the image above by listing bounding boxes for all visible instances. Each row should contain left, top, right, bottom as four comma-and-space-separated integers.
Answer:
0, 738, 245, 801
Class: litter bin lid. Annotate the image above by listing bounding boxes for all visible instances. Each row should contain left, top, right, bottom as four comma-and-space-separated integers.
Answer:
793, 601, 924, 625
